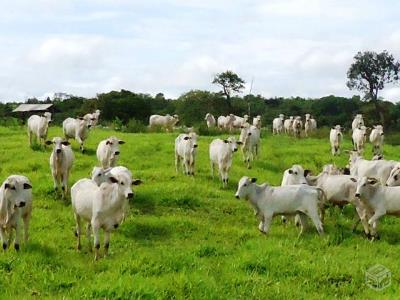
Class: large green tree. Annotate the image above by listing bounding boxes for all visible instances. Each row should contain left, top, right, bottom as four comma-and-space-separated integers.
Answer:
347, 50, 400, 124
212, 70, 245, 104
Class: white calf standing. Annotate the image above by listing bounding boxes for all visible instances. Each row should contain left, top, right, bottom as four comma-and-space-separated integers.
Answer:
235, 177, 324, 236
27, 112, 52, 146
92, 109, 101, 126
204, 113, 216, 128
0, 175, 32, 251
304, 114, 317, 137
46, 137, 74, 199
175, 132, 198, 176
63, 117, 91, 153
253, 115, 262, 129
292, 116, 302, 138
217, 114, 236, 131
369, 125, 384, 155
272, 114, 284, 134
352, 125, 368, 154
239, 125, 260, 168
96, 136, 125, 169
284, 116, 294, 134
330, 125, 343, 156
71, 172, 142, 260
209, 137, 241, 188
352, 114, 364, 131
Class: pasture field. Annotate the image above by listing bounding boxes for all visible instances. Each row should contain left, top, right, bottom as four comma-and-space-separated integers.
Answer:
0, 125, 399, 299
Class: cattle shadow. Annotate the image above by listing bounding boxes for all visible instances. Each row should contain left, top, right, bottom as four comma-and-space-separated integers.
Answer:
24, 242, 56, 257
81, 148, 96, 156
131, 194, 156, 214
30, 144, 48, 152
121, 222, 172, 241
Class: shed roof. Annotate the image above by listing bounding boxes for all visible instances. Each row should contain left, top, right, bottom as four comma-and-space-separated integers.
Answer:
12, 104, 53, 112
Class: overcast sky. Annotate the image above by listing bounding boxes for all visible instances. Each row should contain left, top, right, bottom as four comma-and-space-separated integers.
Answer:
1, 0, 400, 102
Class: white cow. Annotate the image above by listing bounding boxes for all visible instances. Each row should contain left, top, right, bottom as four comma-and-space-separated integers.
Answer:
385, 164, 400, 187
235, 177, 324, 236
149, 114, 179, 132
46, 137, 74, 199
284, 116, 294, 134
0, 175, 32, 251
272, 114, 284, 135
217, 114, 236, 131
204, 113, 216, 128
239, 125, 260, 169
304, 114, 317, 137
175, 132, 198, 176
71, 172, 142, 260
330, 125, 343, 156
92, 109, 101, 126
355, 176, 400, 239
27, 112, 52, 146
96, 136, 125, 169
369, 125, 384, 155
352, 125, 368, 154
292, 116, 302, 138
352, 114, 364, 131
232, 115, 249, 129
348, 151, 398, 185
63, 117, 92, 153
252, 115, 262, 129
209, 137, 241, 188
91, 166, 132, 187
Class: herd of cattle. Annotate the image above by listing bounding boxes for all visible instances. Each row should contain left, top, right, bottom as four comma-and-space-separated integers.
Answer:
0, 110, 398, 260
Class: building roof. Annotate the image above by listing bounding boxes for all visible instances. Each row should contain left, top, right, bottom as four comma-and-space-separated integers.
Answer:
12, 104, 53, 112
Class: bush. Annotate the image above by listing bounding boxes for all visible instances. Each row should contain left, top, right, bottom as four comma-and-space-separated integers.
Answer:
125, 119, 147, 133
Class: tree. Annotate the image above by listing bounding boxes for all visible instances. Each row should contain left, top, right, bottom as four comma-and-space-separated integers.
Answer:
347, 50, 400, 124
212, 70, 245, 104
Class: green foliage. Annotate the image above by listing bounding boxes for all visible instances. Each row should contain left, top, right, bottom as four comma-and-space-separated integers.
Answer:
212, 70, 246, 101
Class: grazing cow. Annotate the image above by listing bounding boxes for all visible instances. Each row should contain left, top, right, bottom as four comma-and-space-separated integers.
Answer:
27, 112, 52, 146
352, 114, 365, 131
71, 172, 142, 260
348, 151, 398, 185
330, 125, 343, 156
355, 176, 400, 239
239, 125, 260, 169
96, 136, 125, 169
385, 164, 400, 186
0, 175, 32, 251
292, 116, 302, 138
204, 113, 216, 128
252, 115, 262, 129
284, 116, 294, 134
369, 125, 384, 155
175, 132, 198, 175
352, 125, 368, 154
63, 117, 91, 153
46, 137, 74, 199
149, 114, 179, 132
232, 115, 249, 129
235, 177, 324, 236
217, 114, 236, 131
304, 114, 317, 137
272, 114, 284, 135
209, 137, 241, 188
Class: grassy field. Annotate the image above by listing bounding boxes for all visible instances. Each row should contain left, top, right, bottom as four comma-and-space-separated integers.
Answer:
0, 125, 399, 299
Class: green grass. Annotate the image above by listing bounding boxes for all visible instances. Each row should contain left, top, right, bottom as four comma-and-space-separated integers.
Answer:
0, 126, 399, 299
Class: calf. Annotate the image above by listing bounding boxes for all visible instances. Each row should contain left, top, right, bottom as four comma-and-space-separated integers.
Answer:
232, 115, 249, 129
217, 114, 235, 131
304, 114, 317, 137
272, 114, 284, 135
96, 136, 125, 169
352, 114, 364, 131
209, 137, 241, 188
204, 113, 216, 128
385, 164, 400, 186
71, 172, 142, 260
91, 166, 132, 186
149, 114, 179, 132
352, 125, 368, 154
252, 115, 262, 129
63, 117, 91, 153
0, 175, 32, 251
355, 176, 400, 239
330, 125, 343, 156
369, 125, 384, 155
235, 177, 324, 236
46, 137, 74, 199
175, 132, 198, 175
292, 116, 302, 138
239, 125, 260, 169
284, 116, 294, 134
27, 112, 52, 146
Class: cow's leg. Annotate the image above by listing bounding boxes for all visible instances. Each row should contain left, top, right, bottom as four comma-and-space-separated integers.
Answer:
86, 223, 92, 252
0, 227, 6, 250
307, 207, 324, 235
297, 212, 309, 237
52, 170, 58, 193
75, 214, 81, 250
261, 213, 273, 234
23, 214, 30, 243
210, 161, 214, 178
14, 221, 20, 251
368, 210, 385, 238
62, 172, 68, 199
104, 231, 111, 257
91, 219, 101, 260
175, 153, 180, 173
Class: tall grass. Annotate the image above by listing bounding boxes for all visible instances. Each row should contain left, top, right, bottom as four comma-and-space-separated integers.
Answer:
0, 126, 398, 299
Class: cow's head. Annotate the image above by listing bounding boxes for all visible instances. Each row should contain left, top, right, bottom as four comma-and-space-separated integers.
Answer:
235, 176, 257, 199
355, 176, 379, 199
46, 137, 70, 154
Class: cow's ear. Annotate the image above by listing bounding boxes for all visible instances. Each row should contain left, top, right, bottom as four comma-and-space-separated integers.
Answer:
45, 140, 52, 145
118, 140, 125, 144
184, 136, 190, 140
288, 169, 293, 174
132, 179, 142, 186
78, 117, 84, 120
251, 177, 257, 183
350, 178, 357, 182
23, 183, 32, 189
331, 127, 335, 130
304, 170, 311, 177
367, 178, 378, 185
106, 140, 111, 145
61, 141, 70, 146
4, 183, 10, 189
108, 177, 118, 183
224, 139, 229, 143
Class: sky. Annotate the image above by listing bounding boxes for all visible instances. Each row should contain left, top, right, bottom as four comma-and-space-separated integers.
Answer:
1, 0, 400, 102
